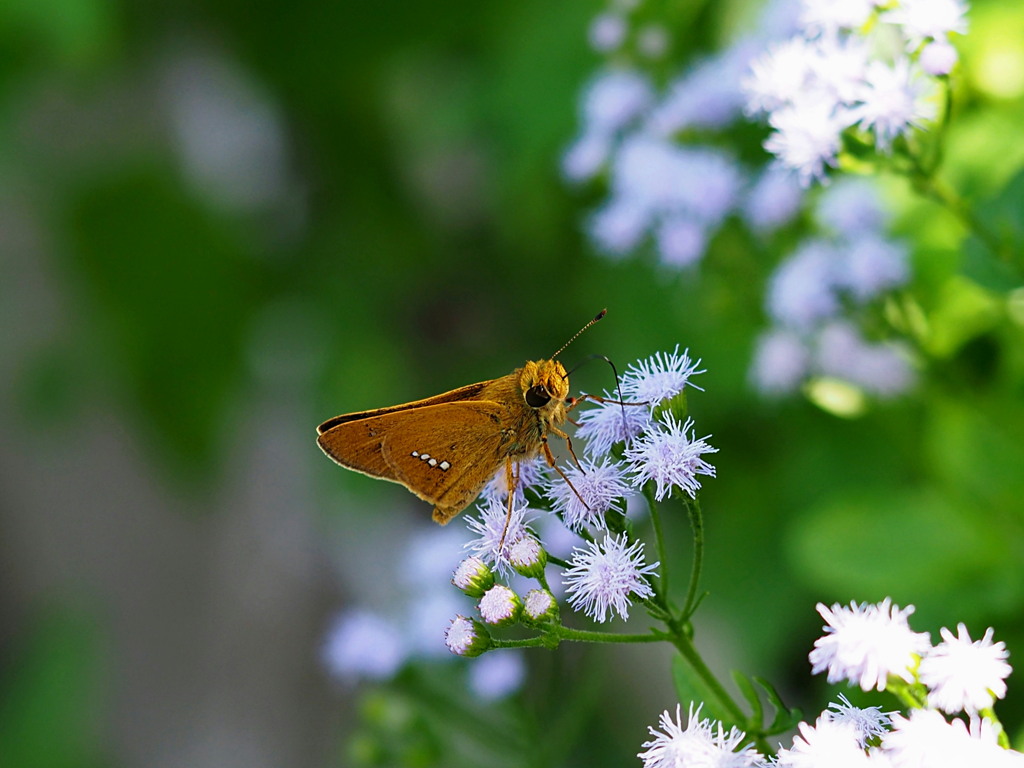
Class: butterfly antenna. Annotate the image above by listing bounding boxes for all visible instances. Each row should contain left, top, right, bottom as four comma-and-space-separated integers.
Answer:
565, 354, 630, 433
552, 308, 607, 359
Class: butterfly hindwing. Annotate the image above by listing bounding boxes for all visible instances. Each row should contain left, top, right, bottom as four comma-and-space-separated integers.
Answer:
317, 400, 509, 523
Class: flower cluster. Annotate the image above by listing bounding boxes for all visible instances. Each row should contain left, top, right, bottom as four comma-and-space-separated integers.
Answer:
639, 598, 1021, 767
450, 346, 713, 632
751, 177, 916, 399
745, 0, 969, 185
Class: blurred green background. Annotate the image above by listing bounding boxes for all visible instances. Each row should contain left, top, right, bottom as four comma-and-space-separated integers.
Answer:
2, 0, 1024, 766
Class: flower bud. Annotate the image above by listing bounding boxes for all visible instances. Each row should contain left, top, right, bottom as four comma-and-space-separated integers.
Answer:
452, 556, 495, 597
478, 584, 523, 626
508, 535, 547, 580
523, 589, 559, 624
445, 615, 492, 657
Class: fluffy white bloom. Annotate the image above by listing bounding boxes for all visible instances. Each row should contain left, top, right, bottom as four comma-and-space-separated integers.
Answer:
919, 623, 1012, 715
884, 0, 969, 49
750, 328, 810, 396
478, 584, 522, 625
826, 694, 893, 747
621, 344, 706, 405
523, 588, 557, 621
563, 533, 658, 622
919, 40, 959, 76
562, 131, 612, 183
744, 37, 819, 115
575, 389, 653, 457
545, 456, 632, 531
776, 717, 872, 768
799, 0, 878, 37
624, 413, 718, 501
444, 615, 490, 657
464, 497, 536, 576
882, 709, 1018, 768
809, 599, 932, 691
815, 34, 872, 105
322, 610, 406, 682
639, 703, 765, 768
765, 99, 847, 185
852, 58, 936, 151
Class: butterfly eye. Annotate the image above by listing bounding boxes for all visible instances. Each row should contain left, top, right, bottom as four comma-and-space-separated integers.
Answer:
525, 384, 551, 408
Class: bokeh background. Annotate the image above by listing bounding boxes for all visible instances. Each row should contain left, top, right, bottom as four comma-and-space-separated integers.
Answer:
2, 0, 1024, 766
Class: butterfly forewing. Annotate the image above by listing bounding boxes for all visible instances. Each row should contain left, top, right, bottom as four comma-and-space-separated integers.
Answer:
317, 400, 508, 524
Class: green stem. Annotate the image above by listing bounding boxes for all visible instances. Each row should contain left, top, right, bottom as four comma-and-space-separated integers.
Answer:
492, 626, 663, 650
980, 707, 1012, 750
680, 496, 705, 620
645, 483, 670, 602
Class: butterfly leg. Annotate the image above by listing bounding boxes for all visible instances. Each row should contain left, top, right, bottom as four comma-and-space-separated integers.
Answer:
541, 434, 591, 512
498, 457, 519, 549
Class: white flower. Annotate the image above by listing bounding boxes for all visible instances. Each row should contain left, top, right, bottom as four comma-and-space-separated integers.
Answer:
765, 99, 847, 185
884, 0, 969, 49
621, 344, 706, 405
480, 455, 548, 504
882, 709, 1015, 768
799, 0, 878, 37
815, 34, 872, 106
563, 533, 658, 622
744, 37, 819, 115
647, 46, 752, 134
575, 389, 653, 457
639, 703, 765, 768
656, 216, 708, 268
766, 239, 842, 330
322, 610, 406, 682
851, 58, 936, 151
826, 694, 893, 747
545, 456, 632, 531
451, 555, 494, 597
624, 413, 718, 501
919, 623, 1012, 715
464, 497, 536, 576
919, 40, 959, 76
809, 599, 932, 691
523, 588, 557, 621
776, 716, 872, 768
468, 651, 526, 701
750, 328, 810, 396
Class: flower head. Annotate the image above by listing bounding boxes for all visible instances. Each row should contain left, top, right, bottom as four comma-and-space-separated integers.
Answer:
508, 535, 547, 579
624, 413, 718, 501
545, 456, 632, 531
563, 533, 658, 623
765, 99, 847, 186
322, 610, 406, 683
882, 709, 1010, 767
523, 588, 558, 623
919, 623, 1012, 715
445, 615, 491, 657
809, 599, 932, 691
883, 0, 969, 50
452, 556, 495, 598
478, 584, 522, 626
826, 693, 893, 747
850, 58, 936, 151
776, 716, 871, 768
621, 344, 706, 405
575, 389, 653, 457
468, 651, 526, 701
639, 703, 765, 768
464, 497, 536, 577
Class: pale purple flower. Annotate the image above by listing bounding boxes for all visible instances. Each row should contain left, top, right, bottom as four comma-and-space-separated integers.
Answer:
508, 534, 546, 579
809, 599, 932, 691
637, 25, 670, 59
776, 717, 871, 768
575, 389, 653, 457
656, 216, 707, 268
621, 344, 706, 405
481, 454, 548, 504
639, 703, 765, 768
648, 46, 753, 134
767, 239, 842, 330
464, 497, 536, 576
452, 555, 494, 597
816, 177, 889, 237
468, 650, 526, 700
582, 69, 655, 136
799, 0, 878, 37
625, 413, 718, 501
882, 709, 1016, 768
765, 99, 847, 185
852, 58, 936, 151
588, 12, 627, 53
562, 132, 612, 183
587, 197, 650, 257
815, 322, 915, 397
523, 588, 557, 621
563, 533, 658, 622
919, 623, 1012, 715
743, 165, 805, 232
815, 34, 872, 105
750, 329, 810, 395
322, 610, 406, 682
838, 235, 909, 301
545, 456, 632, 531
884, 0, 969, 49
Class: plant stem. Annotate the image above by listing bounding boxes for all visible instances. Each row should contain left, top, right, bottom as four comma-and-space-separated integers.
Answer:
680, 496, 705, 620
492, 626, 664, 649
645, 483, 670, 601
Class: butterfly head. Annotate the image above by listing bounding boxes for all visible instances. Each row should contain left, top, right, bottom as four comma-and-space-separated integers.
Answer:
520, 359, 570, 413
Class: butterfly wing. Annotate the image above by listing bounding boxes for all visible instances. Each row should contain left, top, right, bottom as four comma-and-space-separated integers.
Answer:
317, 400, 508, 524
